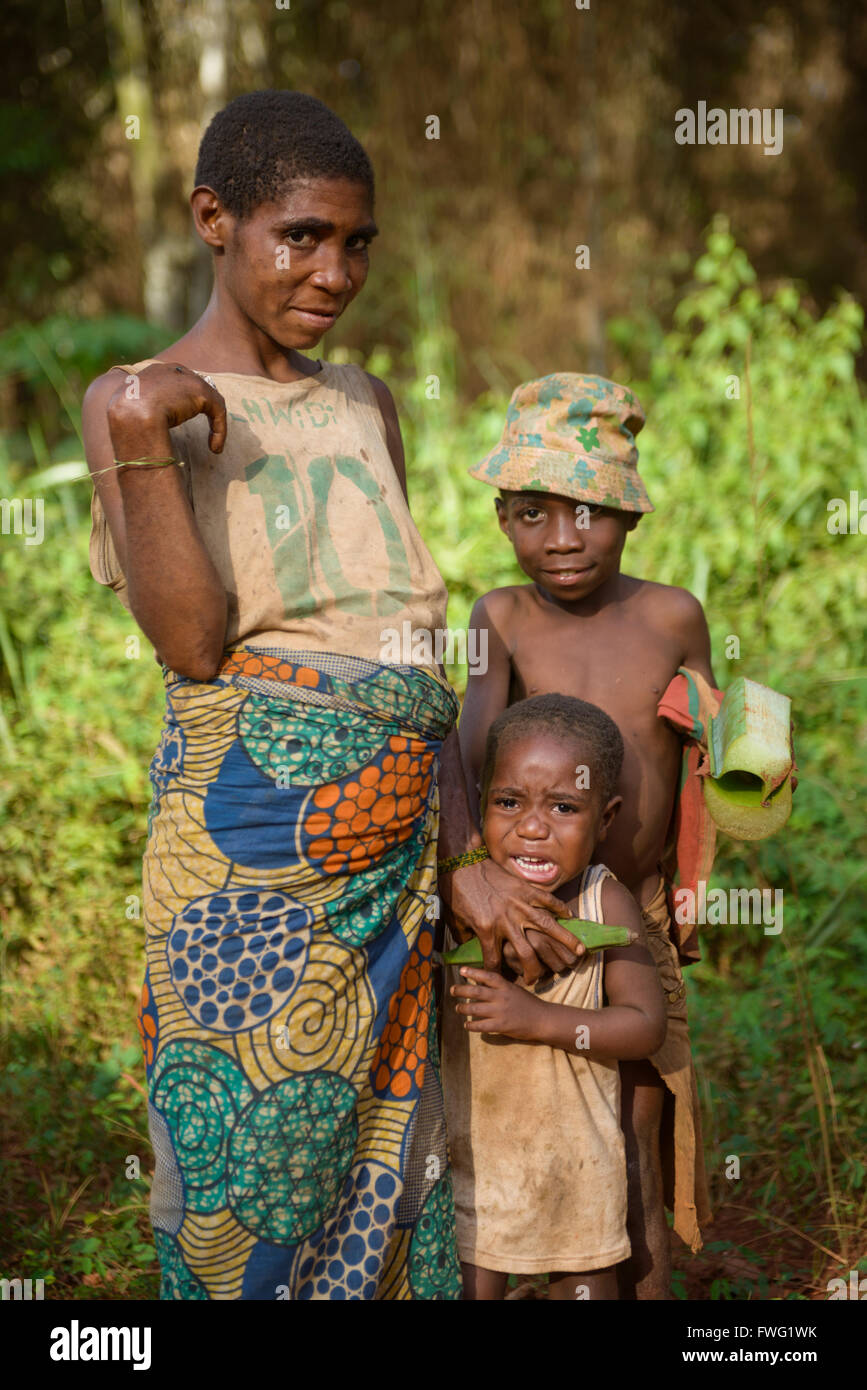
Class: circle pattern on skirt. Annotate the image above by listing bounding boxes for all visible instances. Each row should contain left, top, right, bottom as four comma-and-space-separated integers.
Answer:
167, 888, 313, 1033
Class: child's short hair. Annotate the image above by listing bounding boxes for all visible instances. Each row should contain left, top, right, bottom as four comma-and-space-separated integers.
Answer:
480, 693, 624, 807
194, 90, 374, 218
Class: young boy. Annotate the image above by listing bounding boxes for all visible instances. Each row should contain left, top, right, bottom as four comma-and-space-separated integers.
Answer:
459, 373, 718, 1298
442, 694, 666, 1299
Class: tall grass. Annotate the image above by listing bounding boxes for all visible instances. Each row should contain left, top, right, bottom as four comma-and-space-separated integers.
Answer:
1, 224, 865, 1297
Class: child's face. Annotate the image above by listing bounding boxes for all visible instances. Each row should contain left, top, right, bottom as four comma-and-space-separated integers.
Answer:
482, 733, 620, 892
201, 176, 377, 350
495, 491, 638, 602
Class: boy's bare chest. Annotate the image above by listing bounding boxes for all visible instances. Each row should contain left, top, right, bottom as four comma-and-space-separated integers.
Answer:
508, 609, 680, 732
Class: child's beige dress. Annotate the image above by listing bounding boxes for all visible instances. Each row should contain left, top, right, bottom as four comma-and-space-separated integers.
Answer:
442, 862, 630, 1275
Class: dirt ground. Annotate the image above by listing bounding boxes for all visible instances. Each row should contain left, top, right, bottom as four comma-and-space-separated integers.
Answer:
503, 1197, 831, 1301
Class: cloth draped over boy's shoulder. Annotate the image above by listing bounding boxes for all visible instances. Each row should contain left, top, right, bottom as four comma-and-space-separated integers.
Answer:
657, 666, 724, 966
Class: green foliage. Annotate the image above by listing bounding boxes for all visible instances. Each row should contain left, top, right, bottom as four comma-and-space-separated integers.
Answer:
622, 219, 867, 1291
1, 222, 865, 1297
636, 217, 867, 670
4, 1040, 158, 1298
0, 314, 166, 396
0, 103, 64, 177
0, 452, 164, 1295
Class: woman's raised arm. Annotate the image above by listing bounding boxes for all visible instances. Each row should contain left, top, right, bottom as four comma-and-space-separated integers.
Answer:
83, 362, 229, 681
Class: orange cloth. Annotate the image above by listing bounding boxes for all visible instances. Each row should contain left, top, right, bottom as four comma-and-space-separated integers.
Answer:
641, 877, 712, 1252
656, 667, 723, 965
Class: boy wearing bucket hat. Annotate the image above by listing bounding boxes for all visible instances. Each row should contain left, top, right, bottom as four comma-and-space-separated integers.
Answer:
456, 372, 717, 1299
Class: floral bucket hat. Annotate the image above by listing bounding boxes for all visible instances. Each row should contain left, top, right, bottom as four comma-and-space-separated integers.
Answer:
469, 372, 654, 513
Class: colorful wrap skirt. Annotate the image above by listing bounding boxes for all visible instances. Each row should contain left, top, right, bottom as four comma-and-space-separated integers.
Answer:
135, 646, 462, 1300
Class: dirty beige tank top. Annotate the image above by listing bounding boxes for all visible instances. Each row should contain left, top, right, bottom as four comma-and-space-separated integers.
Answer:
442, 862, 630, 1275
88, 359, 449, 670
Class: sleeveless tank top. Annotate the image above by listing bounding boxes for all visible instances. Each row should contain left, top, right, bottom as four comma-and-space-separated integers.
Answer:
443, 862, 631, 1274
88, 359, 449, 671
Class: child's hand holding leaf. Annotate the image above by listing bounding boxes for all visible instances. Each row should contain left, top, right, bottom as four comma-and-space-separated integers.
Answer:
451, 967, 548, 1040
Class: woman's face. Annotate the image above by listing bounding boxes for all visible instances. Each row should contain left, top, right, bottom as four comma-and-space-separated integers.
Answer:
202, 176, 377, 350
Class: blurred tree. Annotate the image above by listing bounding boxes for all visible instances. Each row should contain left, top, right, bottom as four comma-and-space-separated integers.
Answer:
4, 0, 867, 410
0, 0, 115, 325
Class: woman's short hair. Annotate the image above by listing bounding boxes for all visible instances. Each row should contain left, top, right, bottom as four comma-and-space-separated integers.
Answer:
194, 89, 374, 217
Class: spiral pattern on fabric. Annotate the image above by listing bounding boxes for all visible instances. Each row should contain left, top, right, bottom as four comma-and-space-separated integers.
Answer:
150, 1040, 253, 1214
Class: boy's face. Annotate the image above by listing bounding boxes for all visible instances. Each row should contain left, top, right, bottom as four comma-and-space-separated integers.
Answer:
495, 490, 638, 602
482, 732, 620, 893
194, 176, 377, 350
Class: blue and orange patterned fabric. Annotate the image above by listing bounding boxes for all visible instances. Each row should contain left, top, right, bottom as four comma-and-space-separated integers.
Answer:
136, 645, 462, 1300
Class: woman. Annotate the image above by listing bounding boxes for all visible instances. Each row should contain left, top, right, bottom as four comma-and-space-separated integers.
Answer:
84, 90, 574, 1300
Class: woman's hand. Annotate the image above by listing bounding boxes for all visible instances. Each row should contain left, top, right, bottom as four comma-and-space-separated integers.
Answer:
501, 929, 584, 981
451, 967, 547, 1040
440, 856, 581, 984
107, 361, 228, 462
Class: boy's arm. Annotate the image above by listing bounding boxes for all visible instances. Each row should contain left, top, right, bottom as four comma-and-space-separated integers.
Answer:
457, 594, 513, 824
451, 877, 666, 1059
669, 587, 718, 689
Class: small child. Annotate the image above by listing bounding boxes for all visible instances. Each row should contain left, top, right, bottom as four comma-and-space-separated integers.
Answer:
459, 373, 719, 1297
442, 693, 666, 1300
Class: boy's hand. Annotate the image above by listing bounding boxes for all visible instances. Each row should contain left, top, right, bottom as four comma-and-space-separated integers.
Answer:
440, 856, 577, 983
451, 967, 547, 1040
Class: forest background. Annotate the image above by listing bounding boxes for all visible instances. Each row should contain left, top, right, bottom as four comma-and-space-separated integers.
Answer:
1, 0, 865, 1300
